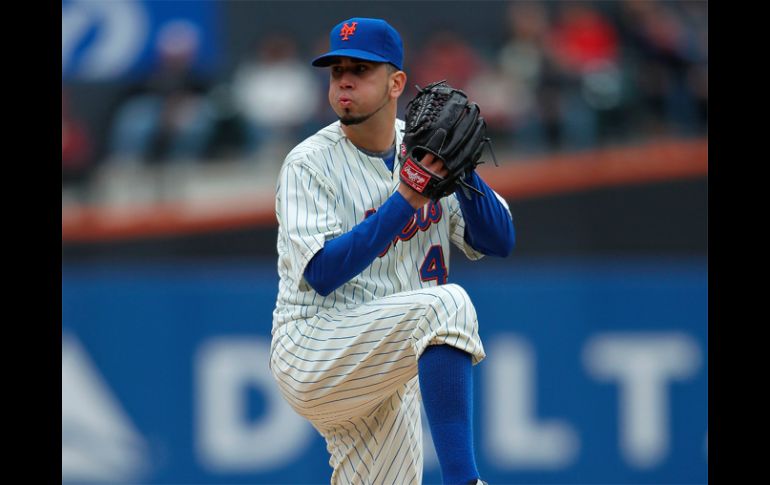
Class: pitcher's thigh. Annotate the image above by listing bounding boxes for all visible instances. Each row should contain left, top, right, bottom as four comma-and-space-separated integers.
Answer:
271, 284, 484, 424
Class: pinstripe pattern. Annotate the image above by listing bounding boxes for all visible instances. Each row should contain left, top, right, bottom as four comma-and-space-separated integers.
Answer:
271, 120, 508, 484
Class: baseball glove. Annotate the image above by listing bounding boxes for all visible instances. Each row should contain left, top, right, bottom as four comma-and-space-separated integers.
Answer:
398, 80, 497, 201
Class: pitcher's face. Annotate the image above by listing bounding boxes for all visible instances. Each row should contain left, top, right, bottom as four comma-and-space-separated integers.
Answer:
327, 58, 394, 126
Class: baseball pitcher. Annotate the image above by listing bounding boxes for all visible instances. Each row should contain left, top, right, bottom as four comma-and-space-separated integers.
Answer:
270, 17, 515, 485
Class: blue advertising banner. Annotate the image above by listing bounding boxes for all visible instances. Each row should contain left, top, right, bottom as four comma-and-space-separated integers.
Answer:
61, 0, 223, 81
61, 257, 707, 484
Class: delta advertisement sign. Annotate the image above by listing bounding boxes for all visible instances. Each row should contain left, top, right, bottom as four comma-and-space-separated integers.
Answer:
62, 258, 707, 484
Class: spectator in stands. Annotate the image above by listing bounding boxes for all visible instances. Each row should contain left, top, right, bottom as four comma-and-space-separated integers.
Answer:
494, 1, 554, 154
62, 88, 94, 192
618, 0, 704, 136
409, 30, 486, 99
545, 1, 622, 150
463, 65, 520, 148
107, 20, 216, 164
679, 1, 708, 132
230, 33, 321, 162
548, 2, 619, 75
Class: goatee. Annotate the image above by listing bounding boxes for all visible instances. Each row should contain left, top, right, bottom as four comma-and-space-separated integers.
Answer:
339, 113, 372, 126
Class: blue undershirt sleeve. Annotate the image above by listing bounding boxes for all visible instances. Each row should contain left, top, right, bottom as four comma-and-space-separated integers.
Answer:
456, 171, 516, 257
303, 191, 417, 296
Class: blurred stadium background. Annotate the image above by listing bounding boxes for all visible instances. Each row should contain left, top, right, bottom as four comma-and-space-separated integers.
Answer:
61, 1, 707, 484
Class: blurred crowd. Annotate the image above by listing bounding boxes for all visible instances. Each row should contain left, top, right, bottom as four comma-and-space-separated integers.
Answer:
62, 1, 707, 193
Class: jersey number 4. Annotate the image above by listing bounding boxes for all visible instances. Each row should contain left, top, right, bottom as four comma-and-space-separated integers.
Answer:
420, 245, 447, 285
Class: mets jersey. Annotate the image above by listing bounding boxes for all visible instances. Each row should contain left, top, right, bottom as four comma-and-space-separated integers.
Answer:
272, 118, 510, 333
270, 118, 511, 484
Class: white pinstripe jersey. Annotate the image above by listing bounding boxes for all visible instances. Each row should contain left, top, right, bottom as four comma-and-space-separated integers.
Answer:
272, 119, 511, 335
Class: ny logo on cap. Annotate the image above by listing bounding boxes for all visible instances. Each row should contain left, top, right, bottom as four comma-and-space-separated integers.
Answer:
340, 22, 358, 41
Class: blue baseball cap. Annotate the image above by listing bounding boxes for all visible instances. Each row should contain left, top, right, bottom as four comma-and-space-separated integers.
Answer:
312, 17, 403, 71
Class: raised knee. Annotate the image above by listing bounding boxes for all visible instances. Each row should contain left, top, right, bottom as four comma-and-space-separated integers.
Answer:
437, 283, 473, 309
413, 285, 482, 359
424, 284, 476, 323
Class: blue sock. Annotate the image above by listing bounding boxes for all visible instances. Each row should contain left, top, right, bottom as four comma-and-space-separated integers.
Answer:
418, 344, 479, 485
